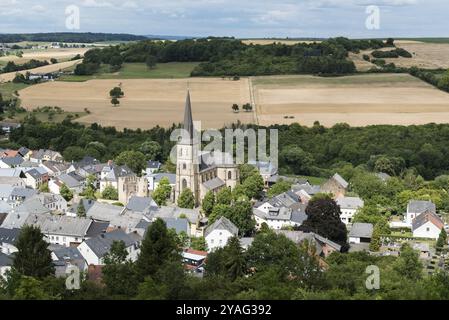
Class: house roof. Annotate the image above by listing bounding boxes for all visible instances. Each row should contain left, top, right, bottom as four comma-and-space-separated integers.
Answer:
126, 196, 157, 213
408, 200, 436, 214
412, 210, 444, 231
25, 213, 92, 237
147, 161, 162, 169
336, 197, 364, 209
349, 223, 374, 239
0, 252, 13, 267
0, 227, 20, 245
42, 161, 70, 173
0, 168, 25, 178
83, 229, 141, 258
247, 160, 278, 176
150, 173, 176, 185
331, 173, 348, 189
86, 221, 110, 238
26, 168, 44, 179
202, 177, 225, 191
162, 217, 189, 234
102, 164, 135, 181
84, 200, 123, 222
10, 187, 37, 199
18, 147, 30, 157
0, 184, 14, 199
205, 216, 238, 237
292, 183, 321, 196
58, 173, 84, 188
1, 156, 24, 166
149, 206, 200, 225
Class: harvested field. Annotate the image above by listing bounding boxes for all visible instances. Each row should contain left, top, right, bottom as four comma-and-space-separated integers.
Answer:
253, 74, 449, 127
0, 59, 82, 82
0, 48, 89, 64
18, 78, 254, 130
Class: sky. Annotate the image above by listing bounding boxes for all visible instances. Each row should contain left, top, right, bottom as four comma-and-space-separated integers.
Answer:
0, 0, 448, 38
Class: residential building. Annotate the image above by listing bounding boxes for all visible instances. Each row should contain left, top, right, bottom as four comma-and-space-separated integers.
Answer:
412, 210, 444, 240
349, 223, 374, 244
406, 200, 436, 226
0, 227, 20, 254
204, 216, 238, 252
336, 196, 364, 225
321, 173, 348, 198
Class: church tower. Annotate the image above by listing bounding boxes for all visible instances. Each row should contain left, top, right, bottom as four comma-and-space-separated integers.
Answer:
175, 91, 200, 205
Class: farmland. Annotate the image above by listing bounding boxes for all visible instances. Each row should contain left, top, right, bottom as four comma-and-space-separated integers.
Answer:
18, 78, 254, 130
252, 73, 449, 127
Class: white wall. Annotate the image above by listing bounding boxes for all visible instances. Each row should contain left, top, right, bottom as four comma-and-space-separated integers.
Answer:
413, 222, 441, 240
340, 208, 357, 225
206, 229, 233, 252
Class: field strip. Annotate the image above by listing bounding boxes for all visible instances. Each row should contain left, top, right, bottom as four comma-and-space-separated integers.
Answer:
248, 77, 258, 125
0, 59, 82, 83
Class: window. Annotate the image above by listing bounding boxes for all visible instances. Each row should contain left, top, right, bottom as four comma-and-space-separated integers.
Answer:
228, 171, 232, 179
427, 227, 430, 232
182, 179, 188, 190
183, 163, 187, 170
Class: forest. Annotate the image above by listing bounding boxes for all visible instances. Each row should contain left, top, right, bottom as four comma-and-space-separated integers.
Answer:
0, 32, 147, 43
74, 37, 394, 77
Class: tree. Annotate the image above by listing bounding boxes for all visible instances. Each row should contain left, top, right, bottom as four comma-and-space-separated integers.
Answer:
436, 228, 447, 250
39, 182, 50, 193
102, 240, 138, 297
267, 180, 291, 198
13, 225, 55, 279
60, 183, 73, 201
216, 187, 232, 205
136, 219, 181, 280
242, 172, 264, 200
50, 58, 58, 64
201, 190, 215, 216
152, 177, 172, 206
369, 223, 382, 252
145, 55, 157, 69
111, 97, 120, 107
393, 244, 423, 281
140, 140, 162, 161
242, 103, 252, 112
13, 276, 52, 300
209, 200, 255, 236
77, 200, 86, 218
280, 146, 315, 175
110, 86, 124, 99
300, 197, 348, 248
101, 185, 118, 200
224, 236, 247, 281
63, 146, 85, 162
115, 150, 146, 175
178, 188, 195, 209
190, 237, 207, 251
232, 104, 239, 113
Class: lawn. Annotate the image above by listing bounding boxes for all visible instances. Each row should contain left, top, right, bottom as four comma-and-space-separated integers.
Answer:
59, 62, 200, 81
0, 82, 31, 100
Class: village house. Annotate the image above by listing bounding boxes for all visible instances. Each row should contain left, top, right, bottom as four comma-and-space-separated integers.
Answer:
292, 182, 321, 204
336, 196, 364, 225
77, 229, 142, 266
24, 213, 93, 247
24, 168, 49, 189
204, 216, 238, 252
248, 160, 278, 188
406, 200, 436, 226
41, 161, 70, 177
0, 155, 24, 168
321, 173, 348, 198
100, 162, 134, 193
145, 161, 162, 174
0, 227, 20, 255
30, 149, 63, 164
348, 223, 374, 244
147, 172, 176, 194
182, 249, 207, 274
412, 210, 444, 240
34, 192, 68, 213
255, 191, 301, 213
50, 244, 87, 277
253, 204, 307, 230
49, 171, 85, 194
149, 206, 203, 237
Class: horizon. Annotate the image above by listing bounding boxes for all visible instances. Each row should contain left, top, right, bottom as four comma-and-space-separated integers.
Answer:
0, 0, 448, 39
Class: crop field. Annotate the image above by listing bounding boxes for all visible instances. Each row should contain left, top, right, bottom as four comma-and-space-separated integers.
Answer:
0, 47, 89, 64
252, 74, 449, 127
58, 62, 200, 81
18, 78, 254, 130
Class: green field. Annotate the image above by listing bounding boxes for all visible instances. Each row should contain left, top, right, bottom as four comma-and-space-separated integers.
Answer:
0, 82, 31, 99
59, 62, 199, 81
4, 109, 88, 123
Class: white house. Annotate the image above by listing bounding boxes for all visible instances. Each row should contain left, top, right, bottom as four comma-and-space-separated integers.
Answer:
406, 200, 436, 226
0, 227, 20, 255
77, 229, 142, 266
412, 210, 444, 240
147, 173, 176, 192
204, 216, 238, 252
253, 205, 307, 230
35, 193, 68, 213
349, 223, 373, 244
145, 161, 162, 175
336, 196, 364, 225
24, 213, 92, 247
24, 168, 49, 190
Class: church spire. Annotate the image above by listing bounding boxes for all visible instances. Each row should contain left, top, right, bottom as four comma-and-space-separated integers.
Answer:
183, 90, 194, 141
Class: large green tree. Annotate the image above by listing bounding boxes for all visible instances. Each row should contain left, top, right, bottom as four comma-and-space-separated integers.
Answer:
13, 225, 55, 279
115, 150, 146, 175
177, 188, 195, 209
152, 177, 172, 206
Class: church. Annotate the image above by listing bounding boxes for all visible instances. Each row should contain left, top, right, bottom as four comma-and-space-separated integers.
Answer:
175, 92, 239, 206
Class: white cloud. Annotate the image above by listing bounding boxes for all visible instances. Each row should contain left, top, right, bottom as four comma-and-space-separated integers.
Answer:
81, 0, 112, 8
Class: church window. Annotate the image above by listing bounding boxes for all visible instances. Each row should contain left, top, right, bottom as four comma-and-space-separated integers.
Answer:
228, 171, 232, 179
183, 163, 187, 170
182, 179, 188, 190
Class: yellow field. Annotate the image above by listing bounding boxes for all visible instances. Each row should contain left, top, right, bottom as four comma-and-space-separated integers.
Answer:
0, 47, 89, 64
0, 59, 83, 82
252, 74, 449, 127
19, 78, 254, 129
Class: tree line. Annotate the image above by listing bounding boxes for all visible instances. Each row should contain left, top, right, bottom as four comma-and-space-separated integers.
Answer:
0, 32, 147, 43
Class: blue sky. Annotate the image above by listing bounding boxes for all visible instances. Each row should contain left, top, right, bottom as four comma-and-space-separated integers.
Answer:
0, 0, 447, 38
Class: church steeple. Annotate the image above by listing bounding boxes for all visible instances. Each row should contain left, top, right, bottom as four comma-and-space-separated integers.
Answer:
183, 91, 194, 141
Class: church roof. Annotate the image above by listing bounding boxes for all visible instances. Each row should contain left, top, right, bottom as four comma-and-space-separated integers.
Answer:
183, 91, 194, 141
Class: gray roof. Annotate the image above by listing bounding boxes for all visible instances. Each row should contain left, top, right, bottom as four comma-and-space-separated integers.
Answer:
102, 164, 135, 181
292, 183, 321, 196
336, 197, 364, 209
25, 213, 92, 237
152, 173, 176, 184
1, 156, 24, 166
202, 177, 225, 191
58, 173, 84, 188
149, 206, 201, 225
10, 187, 37, 199
247, 161, 278, 176
268, 191, 300, 208
126, 196, 157, 213
407, 200, 436, 214
0, 227, 20, 245
26, 168, 44, 179
291, 204, 308, 224
83, 229, 141, 258
86, 221, 109, 238
0, 168, 25, 178
332, 173, 349, 189
205, 216, 238, 237
162, 217, 189, 234
85, 200, 124, 222
0, 184, 14, 199
18, 147, 30, 156
0, 252, 13, 267
412, 210, 444, 231
49, 244, 84, 262
349, 223, 374, 239
147, 161, 162, 169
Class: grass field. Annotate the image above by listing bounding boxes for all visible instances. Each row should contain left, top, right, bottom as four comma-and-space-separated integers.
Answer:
59, 62, 200, 81
0, 82, 30, 99
252, 73, 449, 127
18, 78, 254, 129
4, 109, 88, 123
